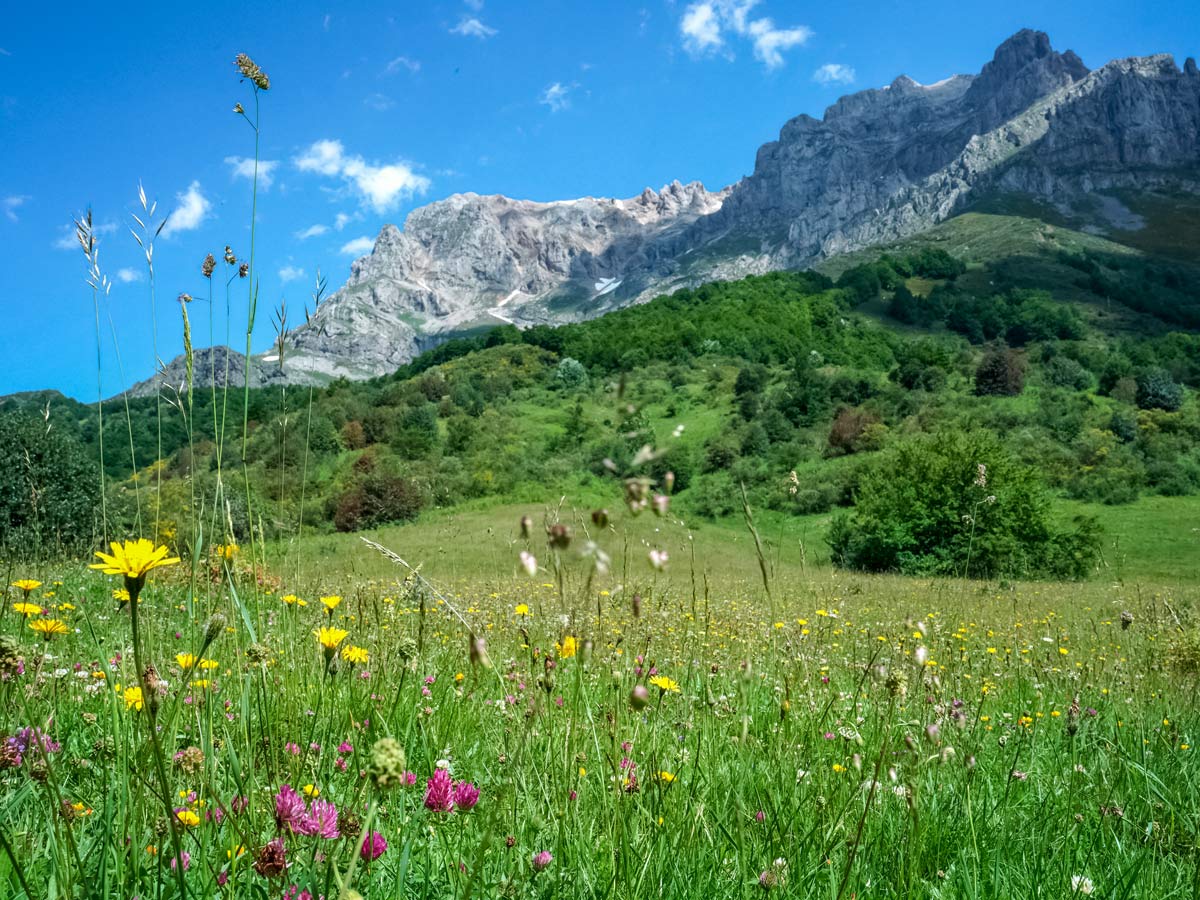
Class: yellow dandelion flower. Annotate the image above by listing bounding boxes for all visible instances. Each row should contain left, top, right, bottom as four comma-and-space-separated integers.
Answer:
659, 771, 676, 783
90, 539, 180, 580
176, 653, 198, 669
214, 543, 238, 562
13, 601, 43, 617
558, 636, 577, 659
514, 603, 530, 616
198, 658, 219, 670
454, 671, 465, 683
314, 626, 349, 650
281, 594, 305, 606
113, 588, 131, 604
123, 686, 145, 711
649, 675, 680, 694
319, 595, 343, 614
57, 602, 75, 612
12, 579, 42, 595
176, 809, 201, 827
29, 618, 69, 640
341, 645, 369, 665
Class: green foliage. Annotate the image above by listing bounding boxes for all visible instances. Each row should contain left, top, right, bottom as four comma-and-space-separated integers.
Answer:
974, 348, 1026, 396
1136, 367, 1184, 411
829, 431, 1101, 579
0, 414, 99, 558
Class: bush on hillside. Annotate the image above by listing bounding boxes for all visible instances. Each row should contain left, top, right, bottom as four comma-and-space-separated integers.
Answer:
828, 431, 1101, 579
0, 413, 100, 558
975, 348, 1026, 396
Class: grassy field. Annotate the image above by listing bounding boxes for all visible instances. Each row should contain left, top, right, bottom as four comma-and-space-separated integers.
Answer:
3, 490, 1198, 898
280, 491, 1200, 589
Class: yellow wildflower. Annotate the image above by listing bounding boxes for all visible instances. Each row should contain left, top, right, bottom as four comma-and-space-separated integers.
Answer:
649, 675, 680, 694
319, 595, 343, 614
314, 626, 349, 650
13, 601, 43, 617
12, 579, 41, 595
29, 618, 68, 640
123, 686, 145, 712
342, 645, 369, 665
90, 539, 179, 580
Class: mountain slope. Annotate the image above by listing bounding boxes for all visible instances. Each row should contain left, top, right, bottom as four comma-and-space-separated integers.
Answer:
136, 29, 1200, 392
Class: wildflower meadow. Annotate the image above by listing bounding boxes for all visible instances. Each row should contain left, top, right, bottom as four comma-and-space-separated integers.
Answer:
1, 51, 1198, 900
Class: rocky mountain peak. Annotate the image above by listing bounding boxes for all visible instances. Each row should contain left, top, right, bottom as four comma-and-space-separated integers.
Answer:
963, 29, 1089, 126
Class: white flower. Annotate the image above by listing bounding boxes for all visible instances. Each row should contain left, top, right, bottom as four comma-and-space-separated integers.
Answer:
648, 549, 669, 571
518, 551, 537, 577
1071, 875, 1094, 895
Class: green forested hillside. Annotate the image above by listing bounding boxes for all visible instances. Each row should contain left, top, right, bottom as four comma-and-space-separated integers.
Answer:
2, 213, 1198, 568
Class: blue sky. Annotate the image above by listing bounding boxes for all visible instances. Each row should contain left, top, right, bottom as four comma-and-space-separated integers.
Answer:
1, 0, 1197, 399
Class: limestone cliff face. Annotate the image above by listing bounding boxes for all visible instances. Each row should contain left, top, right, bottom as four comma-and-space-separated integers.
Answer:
138, 29, 1200, 391
282, 181, 728, 380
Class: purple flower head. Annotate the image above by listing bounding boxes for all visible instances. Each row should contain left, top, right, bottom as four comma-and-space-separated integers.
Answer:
12, 726, 60, 756
532, 850, 553, 872
297, 798, 340, 839
274, 784, 306, 831
170, 851, 191, 871
425, 768, 454, 812
453, 780, 480, 811
338, 741, 353, 754
361, 831, 388, 861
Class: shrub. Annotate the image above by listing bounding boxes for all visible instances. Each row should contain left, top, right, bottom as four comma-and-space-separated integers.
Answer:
555, 357, 588, 390
828, 430, 1101, 579
1136, 368, 1184, 411
0, 414, 100, 558
975, 348, 1026, 396
1043, 355, 1092, 391
827, 407, 881, 456
332, 471, 424, 532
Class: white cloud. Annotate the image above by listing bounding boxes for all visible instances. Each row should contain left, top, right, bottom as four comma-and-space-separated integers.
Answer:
680, 3, 721, 53
679, 1, 811, 69
464, 0, 484, 9
451, 17, 497, 38
746, 18, 811, 68
279, 265, 306, 283
225, 156, 279, 190
334, 212, 353, 230
385, 56, 420, 75
364, 93, 395, 111
340, 236, 375, 257
116, 267, 143, 283
161, 181, 211, 238
813, 63, 855, 85
539, 82, 571, 112
295, 139, 346, 176
3, 194, 29, 222
294, 139, 430, 213
296, 224, 329, 240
